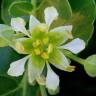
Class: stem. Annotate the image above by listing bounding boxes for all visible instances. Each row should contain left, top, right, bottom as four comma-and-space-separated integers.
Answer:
63, 50, 85, 65
39, 85, 48, 96
31, 0, 36, 15
21, 70, 28, 96
0, 87, 21, 96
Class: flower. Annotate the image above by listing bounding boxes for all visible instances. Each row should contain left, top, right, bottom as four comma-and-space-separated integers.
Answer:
7, 6, 85, 93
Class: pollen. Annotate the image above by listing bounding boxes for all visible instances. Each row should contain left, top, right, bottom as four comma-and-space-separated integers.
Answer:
34, 48, 41, 55
15, 42, 25, 53
65, 65, 76, 72
32, 40, 41, 47
41, 52, 49, 59
67, 32, 73, 39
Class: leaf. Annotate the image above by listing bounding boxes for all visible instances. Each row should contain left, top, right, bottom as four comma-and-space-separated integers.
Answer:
37, 0, 96, 44
37, 0, 72, 21
0, 47, 23, 75
0, 76, 18, 95
9, 1, 33, 17
68, 0, 96, 43
52, 0, 96, 43
1, 0, 29, 24
1, 0, 15, 24
84, 55, 96, 77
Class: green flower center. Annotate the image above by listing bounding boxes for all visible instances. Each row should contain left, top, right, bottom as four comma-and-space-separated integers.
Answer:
32, 37, 53, 60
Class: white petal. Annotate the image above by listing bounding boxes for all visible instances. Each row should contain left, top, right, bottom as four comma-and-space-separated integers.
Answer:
28, 58, 45, 85
46, 64, 59, 90
50, 25, 72, 33
7, 56, 28, 77
60, 38, 85, 54
50, 25, 73, 43
44, 6, 58, 26
29, 15, 40, 32
11, 17, 30, 37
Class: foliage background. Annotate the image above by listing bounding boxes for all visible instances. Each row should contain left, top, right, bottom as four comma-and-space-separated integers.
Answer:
0, 0, 96, 96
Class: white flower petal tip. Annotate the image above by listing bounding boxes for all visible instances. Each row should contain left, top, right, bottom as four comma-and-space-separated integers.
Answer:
60, 38, 86, 54
11, 17, 26, 31
50, 25, 73, 40
44, 6, 59, 26
51, 25, 73, 33
7, 56, 28, 77
11, 17, 31, 37
29, 15, 40, 32
46, 64, 59, 91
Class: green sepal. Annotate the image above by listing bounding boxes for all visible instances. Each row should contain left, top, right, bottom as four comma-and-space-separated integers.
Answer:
31, 53, 45, 69
30, 26, 47, 40
48, 31, 66, 46
15, 38, 33, 54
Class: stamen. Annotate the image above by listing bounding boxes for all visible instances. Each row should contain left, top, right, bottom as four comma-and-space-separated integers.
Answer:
48, 44, 53, 54
15, 42, 25, 53
36, 75, 46, 85
41, 52, 49, 59
34, 48, 41, 55
67, 32, 73, 39
32, 40, 41, 47
65, 65, 76, 72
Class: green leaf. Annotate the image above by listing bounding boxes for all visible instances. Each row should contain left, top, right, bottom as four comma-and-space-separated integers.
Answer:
37, 0, 72, 21
9, 1, 33, 17
0, 47, 22, 75
68, 0, 96, 43
17, 38, 33, 54
1, 0, 29, 24
37, 0, 96, 43
1, 0, 17, 24
0, 76, 18, 95
84, 55, 96, 77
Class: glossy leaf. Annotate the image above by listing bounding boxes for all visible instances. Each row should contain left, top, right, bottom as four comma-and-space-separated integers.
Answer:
0, 47, 22, 75
9, 1, 33, 17
1, 0, 17, 24
37, 0, 96, 43
0, 76, 18, 96
1, 0, 29, 24
68, 0, 96, 43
